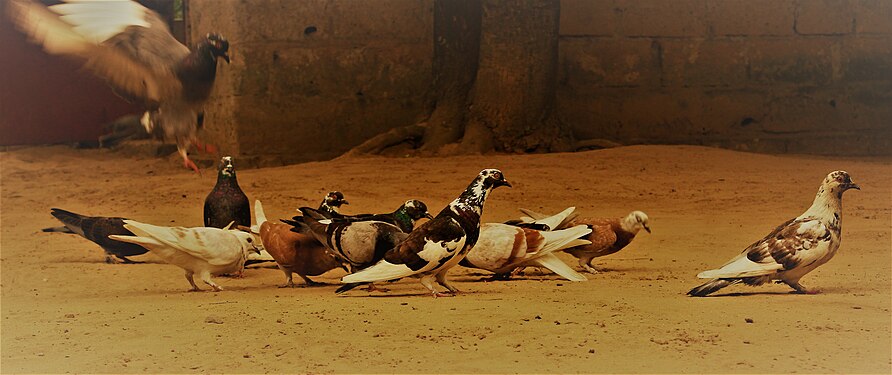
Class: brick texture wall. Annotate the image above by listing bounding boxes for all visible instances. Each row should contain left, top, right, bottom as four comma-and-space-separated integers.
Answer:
189, 0, 891, 160
560, 0, 892, 155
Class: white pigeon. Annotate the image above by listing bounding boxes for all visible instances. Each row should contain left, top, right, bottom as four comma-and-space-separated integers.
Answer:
688, 171, 860, 296
460, 223, 592, 281
110, 220, 261, 291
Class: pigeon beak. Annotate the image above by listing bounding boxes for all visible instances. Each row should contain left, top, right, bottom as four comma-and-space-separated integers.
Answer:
342, 200, 349, 205
847, 182, 861, 191
222, 53, 230, 64
497, 179, 512, 188
424, 213, 434, 220
644, 225, 652, 233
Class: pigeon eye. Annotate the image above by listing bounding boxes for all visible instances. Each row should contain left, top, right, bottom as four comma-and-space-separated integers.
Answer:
492, 172, 502, 180
246, 238, 252, 243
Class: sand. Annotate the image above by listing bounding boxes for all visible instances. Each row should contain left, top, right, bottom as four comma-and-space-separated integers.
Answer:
1, 145, 890, 373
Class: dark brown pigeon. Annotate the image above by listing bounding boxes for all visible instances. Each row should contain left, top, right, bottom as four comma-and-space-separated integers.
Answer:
7, 0, 230, 173
204, 156, 250, 229
45, 208, 148, 263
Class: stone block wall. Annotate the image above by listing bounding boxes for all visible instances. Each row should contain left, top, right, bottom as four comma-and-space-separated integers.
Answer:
189, 0, 433, 163
189, 0, 891, 160
559, 0, 892, 155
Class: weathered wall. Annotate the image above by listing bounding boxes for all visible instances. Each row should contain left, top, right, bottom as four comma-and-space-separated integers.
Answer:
189, 0, 891, 159
189, 0, 433, 163
560, 0, 892, 155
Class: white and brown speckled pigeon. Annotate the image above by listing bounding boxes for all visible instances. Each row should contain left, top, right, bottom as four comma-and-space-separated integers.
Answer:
255, 201, 346, 287
688, 171, 860, 297
563, 211, 651, 274
44, 208, 148, 263
109, 220, 260, 291
460, 223, 592, 281
337, 169, 511, 297
6, 0, 230, 173
204, 156, 250, 229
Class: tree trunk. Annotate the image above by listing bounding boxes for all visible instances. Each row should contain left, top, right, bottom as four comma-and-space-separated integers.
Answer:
460, 0, 571, 153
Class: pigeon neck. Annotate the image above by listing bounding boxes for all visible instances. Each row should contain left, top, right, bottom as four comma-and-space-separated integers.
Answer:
392, 208, 413, 232
801, 184, 843, 220
319, 202, 339, 216
446, 176, 491, 218
215, 171, 239, 187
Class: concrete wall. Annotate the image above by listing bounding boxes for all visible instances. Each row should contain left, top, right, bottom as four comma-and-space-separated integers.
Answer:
189, 0, 433, 163
559, 0, 892, 155
189, 0, 891, 160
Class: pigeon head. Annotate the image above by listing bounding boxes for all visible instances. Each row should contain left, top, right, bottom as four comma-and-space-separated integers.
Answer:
232, 230, 263, 256
218, 156, 236, 177
206, 33, 230, 63
480, 169, 512, 190
622, 211, 651, 234
325, 191, 348, 207
402, 200, 433, 220
823, 171, 860, 194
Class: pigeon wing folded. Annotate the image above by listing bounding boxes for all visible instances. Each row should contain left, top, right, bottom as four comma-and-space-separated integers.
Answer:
117, 220, 243, 266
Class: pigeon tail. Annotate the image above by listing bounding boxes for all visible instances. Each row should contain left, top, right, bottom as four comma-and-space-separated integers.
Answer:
293, 208, 330, 246
535, 225, 592, 256
42, 226, 75, 233
251, 200, 267, 233
531, 253, 588, 282
517, 207, 579, 230
687, 279, 739, 297
335, 282, 366, 294
50, 208, 88, 237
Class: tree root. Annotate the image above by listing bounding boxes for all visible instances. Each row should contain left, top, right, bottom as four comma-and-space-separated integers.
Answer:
339, 124, 428, 158
574, 138, 622, 151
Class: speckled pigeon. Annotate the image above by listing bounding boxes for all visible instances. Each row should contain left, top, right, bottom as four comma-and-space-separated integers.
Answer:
337, 169, 511, 297
7, 0, 230, 173
204, 156, 250, 229
44, 208, 148, 263
688, 171, 859, 296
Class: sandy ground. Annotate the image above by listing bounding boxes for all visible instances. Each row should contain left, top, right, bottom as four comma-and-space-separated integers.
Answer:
1, 144, 890, 373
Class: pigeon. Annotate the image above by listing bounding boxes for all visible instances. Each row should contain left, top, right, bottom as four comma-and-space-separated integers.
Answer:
561, 211, 651, 274
44, 208, 148, 263
109, 220, 261, 291
688, 171, 860, 297
7, 0, 230, 173
255, 201, 346, 287
504, 206, 580, 231
204, 156, 250, 229
318, 191, 349, 217
460, 223, 592, 281
337, 169, 511, 297
288, 199, 433, 234
287, 207, 411, 272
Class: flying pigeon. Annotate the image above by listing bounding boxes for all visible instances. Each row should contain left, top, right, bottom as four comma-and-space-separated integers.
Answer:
688, 171, 860, 297
318, 191, 349, 217
287, 207, 410, 272
44, 208, 148, 263
6, 0, 230, 173
559, 211, 651, 274
460, 223, 592, 281
204, 156, 250, 229
337, 169, 511, 297
109, 220, 261, 291
255, 201, 346, 287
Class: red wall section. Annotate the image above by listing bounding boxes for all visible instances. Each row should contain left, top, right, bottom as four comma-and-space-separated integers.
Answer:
0, 6, 140, 146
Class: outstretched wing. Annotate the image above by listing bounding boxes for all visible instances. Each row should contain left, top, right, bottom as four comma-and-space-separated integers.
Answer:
8, 0, 189, 103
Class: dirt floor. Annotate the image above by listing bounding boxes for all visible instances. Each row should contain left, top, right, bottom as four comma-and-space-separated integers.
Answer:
1, 144, 890, 373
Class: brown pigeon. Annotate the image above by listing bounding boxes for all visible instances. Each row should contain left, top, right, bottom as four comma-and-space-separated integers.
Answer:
563, 211, 651, 274
254, 201, 346, 288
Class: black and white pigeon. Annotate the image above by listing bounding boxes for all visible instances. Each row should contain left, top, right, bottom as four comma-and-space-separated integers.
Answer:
318, 191, 349, 218
7, 0, 230, 173
286, 207, 411, 272
110, 220, 261, 291
337, 169, 511, 297
204, 156, 250, 229
44, 208, 148, 263
688, 171, 860, 297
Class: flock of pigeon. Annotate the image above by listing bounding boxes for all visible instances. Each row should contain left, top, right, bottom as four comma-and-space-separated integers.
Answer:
11, 0, 861, 297
45, 157, 860, 297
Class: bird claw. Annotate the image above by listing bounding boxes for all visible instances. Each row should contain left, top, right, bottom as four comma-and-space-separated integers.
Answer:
581, 265, 600, 274
365, 284, 389, 293
432, 292, 455, 298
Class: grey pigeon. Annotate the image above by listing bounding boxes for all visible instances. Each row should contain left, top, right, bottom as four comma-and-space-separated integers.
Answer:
688, 171, 859, 296
7, 0, 230, 173
45, 208, 148, 263
204, 156, 250, 229
338, 169, 511, 297
110, 220, 261, 291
